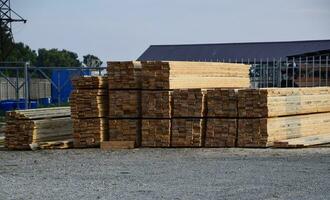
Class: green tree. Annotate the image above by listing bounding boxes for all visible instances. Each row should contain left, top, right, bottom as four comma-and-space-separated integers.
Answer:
83, 54, 102, 67
6, 42, 37, 65
0, 21, 14, 62
36, 48, 81, 67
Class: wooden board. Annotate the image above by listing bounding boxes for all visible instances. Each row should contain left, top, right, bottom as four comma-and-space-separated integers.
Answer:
107, 61, 142, 89
171, 89, 205, 118
73, 118, 108, 148
168, 61, 250, 89
205, 118, 237, 147
107, 61, 251, 90
171, 118, 204, 147
273, 133, 330, 148
5, 108, 72, 150
142, 91, 171, 118
109, 90, 141, 118
206, 89, 238, 118
141, 119, 171, 147
72, 76, 108, 89
70, 89, 108, 118
100, 141, 135, 150
238, 87, 330, 118
109, 119, 141, 146
237, 112, 330, 147
141, 61, 170, 90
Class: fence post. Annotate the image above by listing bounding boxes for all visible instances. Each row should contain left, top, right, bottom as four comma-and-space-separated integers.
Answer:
24, 62, 29, 109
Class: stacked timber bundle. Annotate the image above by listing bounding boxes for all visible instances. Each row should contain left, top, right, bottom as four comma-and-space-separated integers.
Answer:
238, 113, 330, 147
205, 119, 237, 147
70, 76, 109, 148
107, 62, 143, 148
236, 87, 330, 147
237, 87, 330, 118
171, 89, 205, 147
106, 60, 251, 149
169, 61, 250, 89
4, 107, 72, 150
204, 89, 238, 147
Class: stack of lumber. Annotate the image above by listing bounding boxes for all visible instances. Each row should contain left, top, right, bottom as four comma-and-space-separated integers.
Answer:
4, 107, 72, 150
171, 89, 205, 147
70, 76, 108, 148
108, 61, 251, 90
204, 89, 238, 147
168, 61, 250, 89
237, 87, 330, 118
236, 87, 330, 147
106, 60, 251, 149
108, 62, 143, 148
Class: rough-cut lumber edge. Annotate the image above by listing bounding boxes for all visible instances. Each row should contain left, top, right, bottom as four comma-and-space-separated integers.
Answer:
100, 141, 135, 150
272, 133, 330, 148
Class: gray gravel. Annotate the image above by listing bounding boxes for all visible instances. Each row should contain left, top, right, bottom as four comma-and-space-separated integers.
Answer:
1, 148, 330, 200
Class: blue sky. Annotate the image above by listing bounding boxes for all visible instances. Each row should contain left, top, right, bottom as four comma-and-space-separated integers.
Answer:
12, 0, 330, 63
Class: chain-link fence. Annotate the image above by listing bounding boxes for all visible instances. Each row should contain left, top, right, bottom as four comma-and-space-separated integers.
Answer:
0, 56, 329, 111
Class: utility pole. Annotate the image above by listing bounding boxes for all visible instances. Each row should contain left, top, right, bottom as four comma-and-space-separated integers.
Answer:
0, 0, 26, 61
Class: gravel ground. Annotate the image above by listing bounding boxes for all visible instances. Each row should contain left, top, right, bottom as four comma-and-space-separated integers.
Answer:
0, 148, 330, 200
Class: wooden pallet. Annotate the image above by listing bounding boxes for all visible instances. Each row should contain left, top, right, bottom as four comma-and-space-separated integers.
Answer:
101, 141, 135, 150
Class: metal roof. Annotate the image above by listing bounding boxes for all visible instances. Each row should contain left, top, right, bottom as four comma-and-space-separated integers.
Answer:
138, 39, 330, 62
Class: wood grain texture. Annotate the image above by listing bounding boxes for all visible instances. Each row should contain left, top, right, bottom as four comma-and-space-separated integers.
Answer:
171, 118, 205, 147
141, 119, 171, 147
205, 119, 237, 147
238, 87, 330, 118
237, 112, 330, 147
5, 108, 72, 150
171, 89, 205, 118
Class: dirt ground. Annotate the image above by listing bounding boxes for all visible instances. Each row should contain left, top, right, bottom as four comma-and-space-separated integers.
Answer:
0, 148, 329, 200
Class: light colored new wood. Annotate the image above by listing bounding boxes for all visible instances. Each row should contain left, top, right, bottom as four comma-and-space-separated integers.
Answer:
238, 87, 330, 118
237, 112, 330, 147
5, 108, 72, 150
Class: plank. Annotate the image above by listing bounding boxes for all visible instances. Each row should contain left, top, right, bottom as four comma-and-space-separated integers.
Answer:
5, 108, 72, 150
237, 112, 330, 147
238, 87, 330, 118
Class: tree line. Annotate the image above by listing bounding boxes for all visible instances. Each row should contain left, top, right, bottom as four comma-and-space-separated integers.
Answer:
0, 22, 102, 67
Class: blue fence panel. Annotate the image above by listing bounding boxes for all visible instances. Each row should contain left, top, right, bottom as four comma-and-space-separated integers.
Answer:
51, 69, 90, 104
